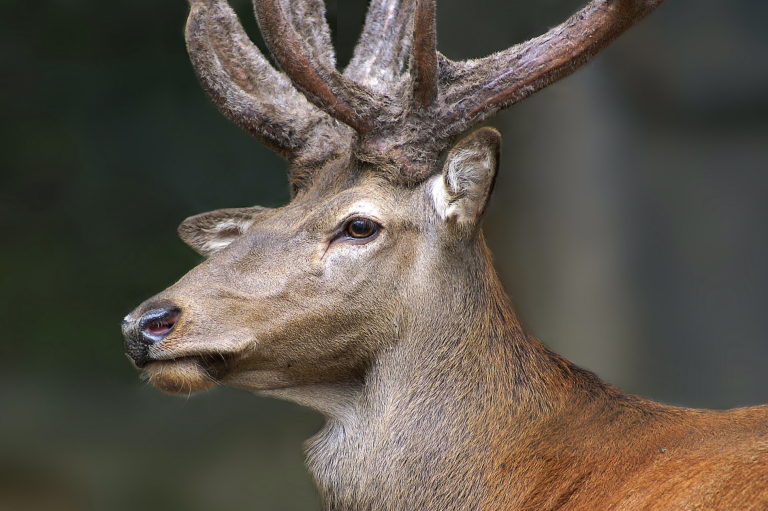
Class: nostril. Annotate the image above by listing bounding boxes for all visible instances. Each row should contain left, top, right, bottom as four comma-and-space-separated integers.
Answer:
138, 308, 180, 343
146, 319, 175, 336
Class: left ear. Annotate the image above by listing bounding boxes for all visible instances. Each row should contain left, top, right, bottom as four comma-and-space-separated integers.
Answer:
429, 127, 501, 231
178, 206, 269, 257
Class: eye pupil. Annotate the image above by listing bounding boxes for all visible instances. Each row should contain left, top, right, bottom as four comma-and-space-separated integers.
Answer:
347, 218, 376, 238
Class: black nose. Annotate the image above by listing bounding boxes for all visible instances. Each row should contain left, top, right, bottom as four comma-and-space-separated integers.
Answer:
123, 306, 180, 367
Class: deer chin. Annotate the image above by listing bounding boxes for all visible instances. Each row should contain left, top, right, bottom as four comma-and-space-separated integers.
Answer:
143, 357, 217, 395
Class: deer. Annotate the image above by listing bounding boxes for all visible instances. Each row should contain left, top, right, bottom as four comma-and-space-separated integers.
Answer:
122, 0, 768, 509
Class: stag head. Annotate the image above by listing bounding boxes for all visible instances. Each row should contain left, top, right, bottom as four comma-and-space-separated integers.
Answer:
123, 0, 664, 408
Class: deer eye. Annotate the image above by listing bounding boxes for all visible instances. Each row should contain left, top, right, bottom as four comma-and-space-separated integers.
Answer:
345, 218, 378, 239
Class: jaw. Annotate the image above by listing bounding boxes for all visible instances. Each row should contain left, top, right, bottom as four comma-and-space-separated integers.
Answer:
142, 348, 369, 419
140, 343, 306, 397
141, 345, 245, 396
143, 358, 218, 395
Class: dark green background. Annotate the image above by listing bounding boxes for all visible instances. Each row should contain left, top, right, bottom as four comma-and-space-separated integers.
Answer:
2, 0, 767, 509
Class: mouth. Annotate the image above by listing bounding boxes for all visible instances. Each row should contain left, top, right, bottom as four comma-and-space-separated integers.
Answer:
142, 353, 234, 395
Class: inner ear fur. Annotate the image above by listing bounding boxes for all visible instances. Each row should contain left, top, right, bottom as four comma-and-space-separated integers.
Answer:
178, 206, 270, 257
430, 127, 501, 230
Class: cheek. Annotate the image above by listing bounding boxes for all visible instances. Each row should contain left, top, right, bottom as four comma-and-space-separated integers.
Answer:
321, 238, 386, 283
321, 249, 356, 281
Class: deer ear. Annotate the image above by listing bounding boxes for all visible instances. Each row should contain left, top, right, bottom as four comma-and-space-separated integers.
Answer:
429, 127, 501, 230
178, 206, 269, 257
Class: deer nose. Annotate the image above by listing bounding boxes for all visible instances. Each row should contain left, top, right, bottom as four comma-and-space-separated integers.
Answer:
122, 306, 180, 367
137, 307, 180, 343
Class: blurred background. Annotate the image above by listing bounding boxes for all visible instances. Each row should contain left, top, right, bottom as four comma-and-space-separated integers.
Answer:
1, 0, 766, 509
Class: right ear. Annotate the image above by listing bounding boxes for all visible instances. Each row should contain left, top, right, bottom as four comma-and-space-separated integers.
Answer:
429, 127, 501, 235
178, 206, 269, 257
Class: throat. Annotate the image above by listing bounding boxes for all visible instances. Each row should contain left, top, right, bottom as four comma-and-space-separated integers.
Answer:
304, 296, 615, 509
261, 383, 363, 423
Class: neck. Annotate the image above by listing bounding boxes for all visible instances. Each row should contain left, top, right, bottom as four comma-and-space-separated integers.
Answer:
305, 239, 620, 509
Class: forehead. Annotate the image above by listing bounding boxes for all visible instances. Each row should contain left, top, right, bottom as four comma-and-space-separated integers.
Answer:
293, 172, 409, 223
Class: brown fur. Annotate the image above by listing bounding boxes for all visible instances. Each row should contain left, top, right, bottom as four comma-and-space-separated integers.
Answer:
122, 1, 768, 509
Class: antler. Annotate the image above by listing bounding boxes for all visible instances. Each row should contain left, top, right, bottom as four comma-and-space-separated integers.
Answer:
185, 0, 666, 182
254, 0, 376, 135
436, 0, 667, 138
410, 0, 437, 108
343, 0, 418, 92
185, 0, 328, 159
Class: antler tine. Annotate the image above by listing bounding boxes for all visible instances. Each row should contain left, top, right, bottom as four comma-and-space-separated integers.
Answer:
186, 0, 326, 159
437, 0, 667, 136
275, 0, 335, 69
254, 0, 375, 135
410, 0, 437, 108
344, 0, 418, 90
